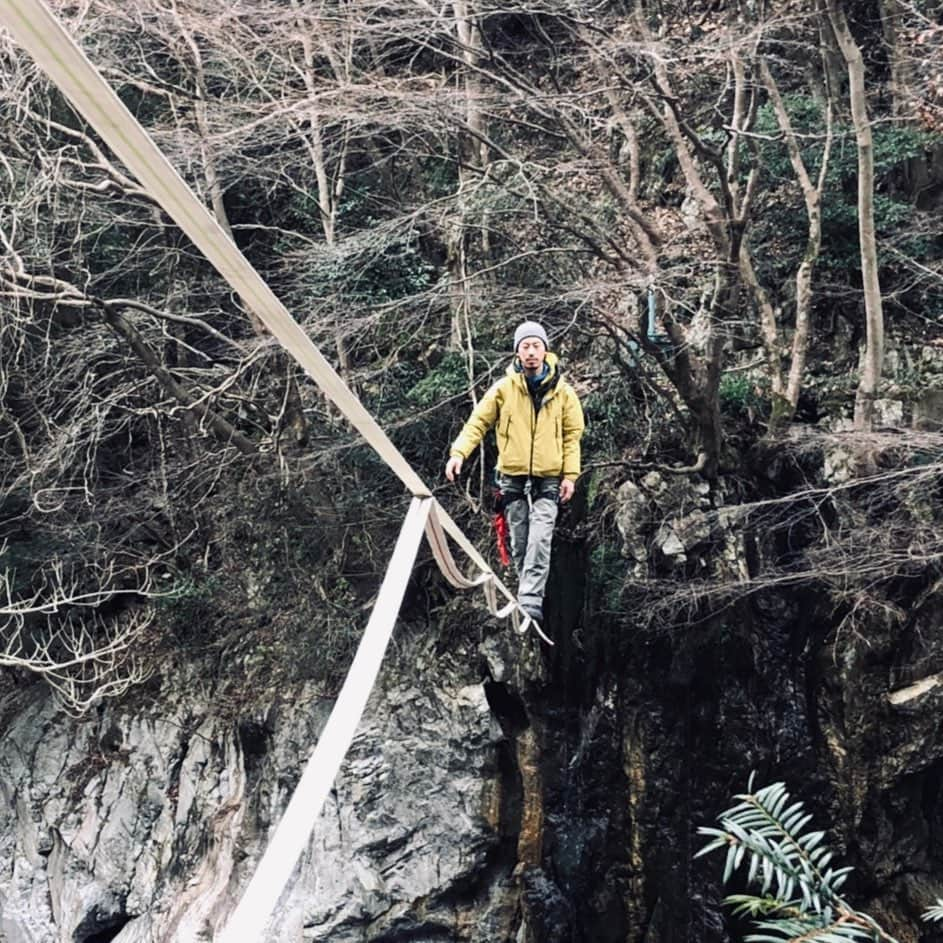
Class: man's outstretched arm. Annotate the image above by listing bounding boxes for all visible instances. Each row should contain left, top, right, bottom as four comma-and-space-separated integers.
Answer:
444, 382, 503, 480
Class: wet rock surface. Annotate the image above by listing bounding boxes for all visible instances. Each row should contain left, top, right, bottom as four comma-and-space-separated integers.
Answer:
0, 648, 514, 942
5, 443, 943, 941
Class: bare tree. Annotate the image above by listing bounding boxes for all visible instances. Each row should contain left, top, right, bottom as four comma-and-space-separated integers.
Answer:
749, 43, 834, 429
827, 0, 886, 432
402, 1, 865, 473
0, 13, 259, 709
623, 432, 943, 640
2, 0, 935, 714
286, 0, 355, 376
0, 557, 157, 715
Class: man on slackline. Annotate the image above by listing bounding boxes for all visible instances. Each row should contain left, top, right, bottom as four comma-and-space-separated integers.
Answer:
445, 321, 585, 624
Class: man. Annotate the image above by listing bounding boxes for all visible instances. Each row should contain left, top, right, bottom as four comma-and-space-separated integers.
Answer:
445, 321, 585, 624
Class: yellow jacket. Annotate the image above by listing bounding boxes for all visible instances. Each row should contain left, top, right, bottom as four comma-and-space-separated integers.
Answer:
450, 353, 585, 480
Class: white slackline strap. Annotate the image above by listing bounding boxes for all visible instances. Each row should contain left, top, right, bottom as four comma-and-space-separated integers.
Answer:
434, 502, 524, 625
217, 496, 433, 943
0, 0, 529, 630
0, 0, 430, 498
424, 506, 492, 590
0, 4, 553, 935
425, 503, 554, 644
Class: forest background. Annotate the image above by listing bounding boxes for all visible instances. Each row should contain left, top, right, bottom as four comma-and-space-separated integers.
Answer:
2, 0, 943, 939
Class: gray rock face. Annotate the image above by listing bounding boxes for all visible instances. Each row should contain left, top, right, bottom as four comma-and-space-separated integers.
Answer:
616, 471, 722, 569
0, 654, 512, 943
10, 442, 943, 943
912, 389, 943, 430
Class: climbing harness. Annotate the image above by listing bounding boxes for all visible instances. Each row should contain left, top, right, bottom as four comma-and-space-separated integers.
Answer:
0, 1, 552, 939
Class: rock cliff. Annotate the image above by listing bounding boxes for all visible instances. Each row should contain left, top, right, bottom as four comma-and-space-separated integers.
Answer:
0, 640, 522, 942
4, 437, 943, 942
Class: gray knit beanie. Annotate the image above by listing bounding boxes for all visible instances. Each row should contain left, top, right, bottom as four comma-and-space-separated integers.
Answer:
513, 321, 549, 351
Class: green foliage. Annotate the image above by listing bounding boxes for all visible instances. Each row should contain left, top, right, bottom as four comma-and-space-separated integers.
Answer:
281, 184, 435, 306
588, 540, 626, 613
417, 155, 459, 198
308, 237, 434, 305
697, 778, 898, 943
719, 373, 765, 418
405, 352, 469, 407
364, 241, 434, 303
751, 96, 937, 288
871, 125, 935, 176
582, 387, 639, 457
584, 470, 602, 512
743, 917, 875, 942
155, 573, 219, 630
924, 901, 943, 923
754, 97, 932, 193
753, 95, 830, 185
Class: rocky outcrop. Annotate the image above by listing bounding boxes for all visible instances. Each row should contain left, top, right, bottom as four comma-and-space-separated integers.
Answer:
6, 437, 943, 943
0, 643, 520, 943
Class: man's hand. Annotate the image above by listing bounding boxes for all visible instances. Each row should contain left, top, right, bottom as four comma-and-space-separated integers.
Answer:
445, 455, 463, 481
559, 478, 575, 503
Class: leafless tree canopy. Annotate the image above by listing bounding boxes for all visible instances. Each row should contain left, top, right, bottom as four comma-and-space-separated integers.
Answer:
1, 0, 941, 706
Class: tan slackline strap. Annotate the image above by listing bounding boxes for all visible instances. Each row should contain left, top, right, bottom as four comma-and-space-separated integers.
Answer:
0, 0, 528, 621
217, 496, 433, 942
425, 503, 554, 644
425, 506, 519, 619
0, 2, 553, 938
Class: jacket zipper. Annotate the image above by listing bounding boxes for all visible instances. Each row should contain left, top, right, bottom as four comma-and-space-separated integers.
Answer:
528, 379, 546, 477
523, 371, 557, 477
529, 403, 536, 477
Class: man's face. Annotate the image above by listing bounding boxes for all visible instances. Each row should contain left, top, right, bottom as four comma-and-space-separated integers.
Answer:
517, 337, 547, 373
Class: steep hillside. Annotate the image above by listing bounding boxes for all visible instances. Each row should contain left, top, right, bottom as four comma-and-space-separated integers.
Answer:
1, 1, 943, 940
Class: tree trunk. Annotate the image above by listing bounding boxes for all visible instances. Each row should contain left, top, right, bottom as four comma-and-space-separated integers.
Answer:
296, 10, 352, 378
447, 0, 488, 362
828, 1, 885, 432
879, 0, 905, 120
753, 55, 833, 432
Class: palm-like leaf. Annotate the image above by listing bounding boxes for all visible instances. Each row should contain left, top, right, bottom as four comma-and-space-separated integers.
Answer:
697, 779, 899, 943
724, 894, 795, 919
923, 900, 943, 922
747, 915, 876, 943
696, 780, 852, 910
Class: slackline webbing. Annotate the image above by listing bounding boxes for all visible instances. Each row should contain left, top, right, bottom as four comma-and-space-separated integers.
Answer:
0, 1, 548, 936
218, 496, 432, 943
424, 503, 554, 645
0, 0, 523, 626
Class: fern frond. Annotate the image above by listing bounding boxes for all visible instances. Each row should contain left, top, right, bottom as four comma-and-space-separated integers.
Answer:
724, 894, 797, 919
697, 780, 852, 912
922, 900, 943, 922
699, 779, 902, 943
747, 915, 876, 942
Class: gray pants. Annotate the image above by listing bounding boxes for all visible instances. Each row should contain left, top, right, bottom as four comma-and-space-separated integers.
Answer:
498, 474, 559, 616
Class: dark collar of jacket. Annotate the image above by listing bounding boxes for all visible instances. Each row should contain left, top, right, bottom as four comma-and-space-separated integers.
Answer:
510, 351, 563, 400
512, 357, 559, 414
